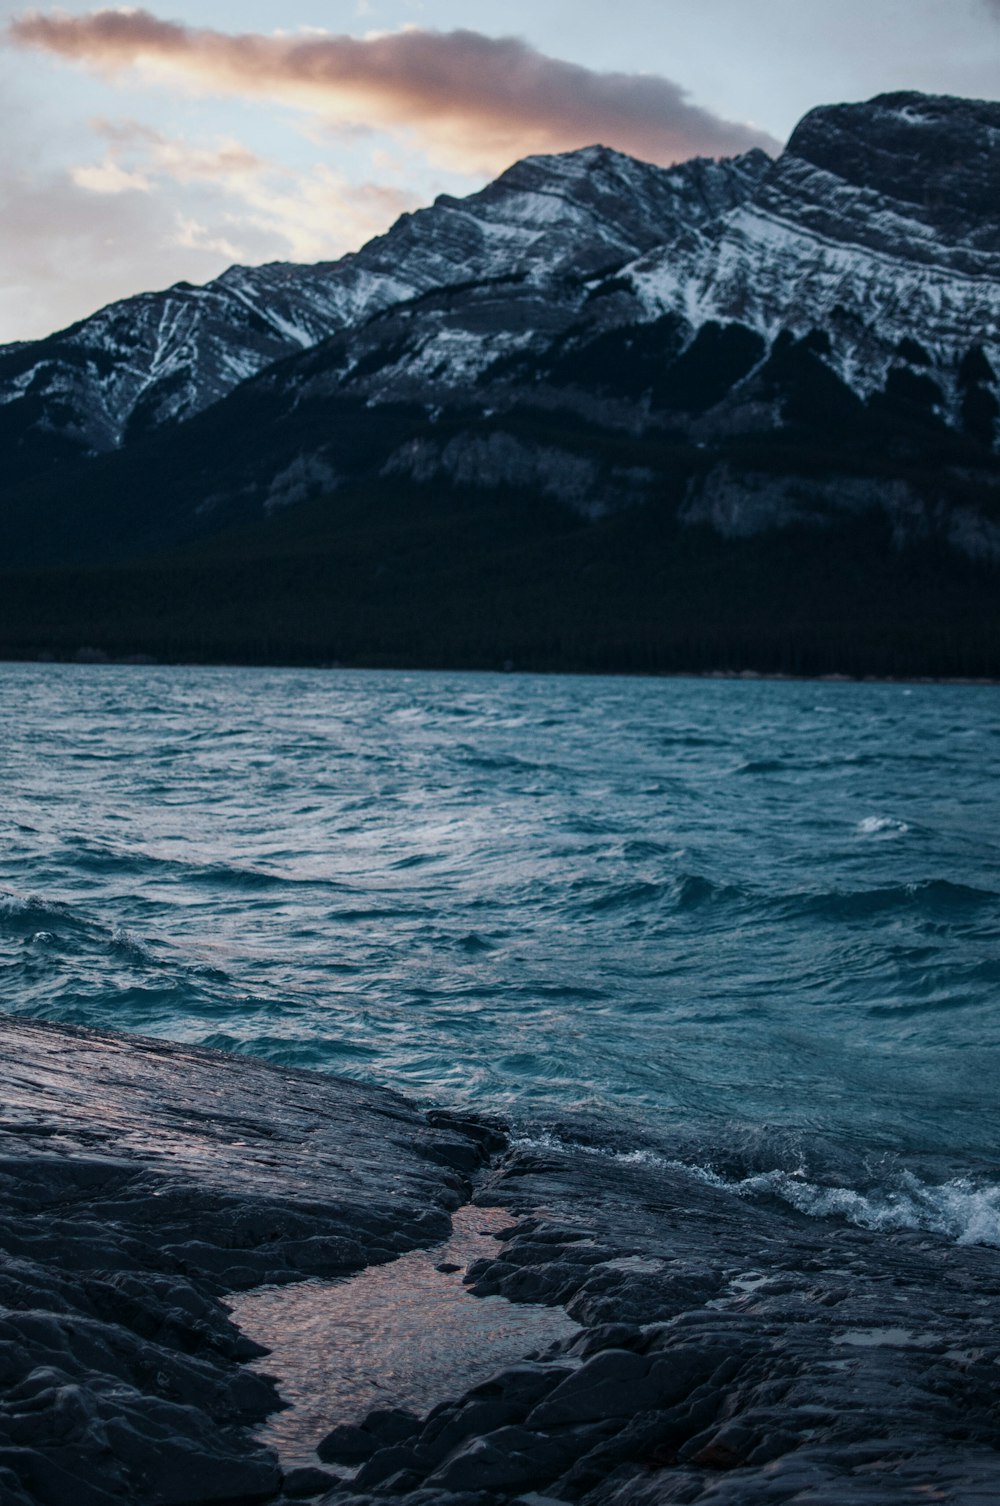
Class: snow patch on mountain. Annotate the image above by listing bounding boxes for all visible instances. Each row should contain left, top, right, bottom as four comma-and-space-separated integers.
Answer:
265, 453, 340, 513
623, 93, 1000, 411
681, 464, 1000, 560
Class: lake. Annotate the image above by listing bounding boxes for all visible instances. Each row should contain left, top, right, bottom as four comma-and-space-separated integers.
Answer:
2, 663, 998, 1242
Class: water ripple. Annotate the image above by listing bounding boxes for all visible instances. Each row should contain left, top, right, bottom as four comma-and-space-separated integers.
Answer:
0, 665, 998, 1168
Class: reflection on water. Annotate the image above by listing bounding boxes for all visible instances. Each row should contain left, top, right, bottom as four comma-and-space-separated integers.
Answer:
229, 1205, 579, 1470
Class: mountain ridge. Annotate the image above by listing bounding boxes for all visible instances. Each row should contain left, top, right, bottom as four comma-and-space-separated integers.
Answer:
0, 144, 768, 482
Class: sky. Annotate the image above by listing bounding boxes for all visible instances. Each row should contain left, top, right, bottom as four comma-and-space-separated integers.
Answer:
2, 0, 1000, 343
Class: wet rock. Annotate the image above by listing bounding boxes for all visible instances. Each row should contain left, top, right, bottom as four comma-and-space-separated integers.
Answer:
564, 1322, 643, 1358
374, 1469, 423, 1495
6, 1017, 1000, 1506
363, 1409, 420, 1447
425, 1433, 550, 1494
467, 1363, 571, 1412
462, 1257, 517, 1293
549, 1410, 684, 1497
0, 1464, 35, 1506
683, 1422, 755, 1470
0, 1018, 501, 1506
424, 1111, 509, 1160
526, 1349, 652, 1427
353, 1444, 424, 1490
282, 1466, 338, 1497
316, 1423, 375, 1464
417, 1398, 526, 1467
452, 1140, 1000, 1504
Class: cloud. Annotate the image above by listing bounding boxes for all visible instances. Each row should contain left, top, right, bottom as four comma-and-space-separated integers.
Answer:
71, 159, 150, 193
219, 166, 417, 262
0, 100, 422, 341
89, 120, 267, 184
175, 215, 243, 261
6, 9, 780, 171
0, 152, 215, 341
74, 116, 423, 262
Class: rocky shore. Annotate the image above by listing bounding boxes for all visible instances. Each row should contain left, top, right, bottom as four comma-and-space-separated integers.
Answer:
2, 1017, 998, 1505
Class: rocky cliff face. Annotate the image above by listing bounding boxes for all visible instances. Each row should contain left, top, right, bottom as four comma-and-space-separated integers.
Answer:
625, 93, 1000, 420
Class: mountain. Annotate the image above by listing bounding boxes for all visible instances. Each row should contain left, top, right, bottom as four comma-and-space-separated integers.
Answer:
628, 92, 1000, 416
1, 93, 999, 676
0, 146, 767, 485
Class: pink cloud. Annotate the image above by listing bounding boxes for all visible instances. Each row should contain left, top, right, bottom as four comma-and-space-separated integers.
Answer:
7, 9, 780, 171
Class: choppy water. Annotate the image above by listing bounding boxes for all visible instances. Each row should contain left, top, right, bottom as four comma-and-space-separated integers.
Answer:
2, 664, 999, 1238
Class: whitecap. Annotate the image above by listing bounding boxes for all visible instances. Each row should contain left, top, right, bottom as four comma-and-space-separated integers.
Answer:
511, 1131, 670, 1171
512, 1133, 1000, 1248
0, 890, 41, 915
857, 815, 910, 835
684, 1164, 1000, 1248
0, 890, 75, 924
110, 926, 159, 965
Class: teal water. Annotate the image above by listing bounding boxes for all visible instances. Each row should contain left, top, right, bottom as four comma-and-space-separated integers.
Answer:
2, 664, 999, 1237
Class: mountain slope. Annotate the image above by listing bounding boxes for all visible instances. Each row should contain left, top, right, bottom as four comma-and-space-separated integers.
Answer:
0, 146, 769, 486
626, 93, 1000, 414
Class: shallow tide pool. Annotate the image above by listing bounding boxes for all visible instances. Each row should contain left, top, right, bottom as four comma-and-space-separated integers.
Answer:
229, 1205, 579, 1471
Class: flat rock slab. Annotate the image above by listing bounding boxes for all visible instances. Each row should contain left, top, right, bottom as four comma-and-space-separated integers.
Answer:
0, 1017, 496, 1506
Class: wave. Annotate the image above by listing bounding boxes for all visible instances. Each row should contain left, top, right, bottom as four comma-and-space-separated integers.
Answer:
578, 872, 742, 917
866, 993, 993, 1021
2, 890, 158, 958
48, 838, 344, 892
2, 890, 207, 980
622, 839, 676, 861
457, 933, 494, 953
686, 1165, 1000, 1248
583, 880, 663, 914
657, 733, 727, 750
511, 1132, 1000, 1247
673, 873, 740, 910
735, 758, 789, 775
0, 890, 93, 935
856, 815, 910, 836
455, 747, 543, 773
785, 878, 998, 922
572, 873, 992, 926
327, 905, 426, 921
109, 927, 161, 966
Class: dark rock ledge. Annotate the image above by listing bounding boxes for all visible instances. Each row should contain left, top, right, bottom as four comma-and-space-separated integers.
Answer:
0, 1016, 499, 1506
3, 1017, 1000, 1506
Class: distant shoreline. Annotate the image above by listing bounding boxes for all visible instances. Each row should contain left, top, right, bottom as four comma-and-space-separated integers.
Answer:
0, 650, 997, 687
